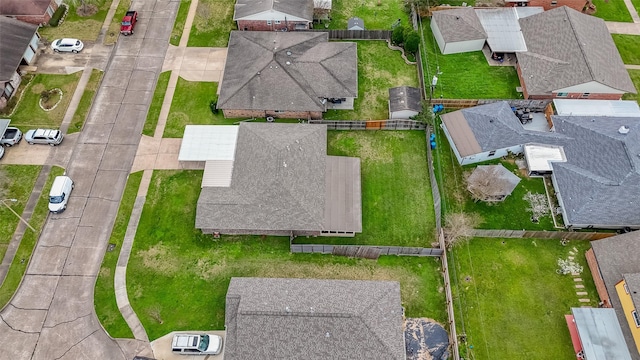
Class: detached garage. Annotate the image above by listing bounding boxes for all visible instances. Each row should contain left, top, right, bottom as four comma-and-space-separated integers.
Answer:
431, 8, 486, 55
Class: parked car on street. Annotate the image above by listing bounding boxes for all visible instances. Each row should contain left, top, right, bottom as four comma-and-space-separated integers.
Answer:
120, 10, 138, 35
48, 175, 74, 213
51, 38, 84, 53
25, 128, 64, 146
171, 334, 223, 355
0, 119, 22, 147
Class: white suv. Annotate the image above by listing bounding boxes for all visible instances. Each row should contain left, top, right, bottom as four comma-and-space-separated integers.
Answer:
51, 38, 84, 53
171, 334, 223, 355
25, 128, 63, 146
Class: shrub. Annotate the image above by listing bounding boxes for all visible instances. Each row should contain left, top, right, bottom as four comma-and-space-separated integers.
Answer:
48, 4, 68, 27
404, 31, 420, 54
392, 25, 405, 45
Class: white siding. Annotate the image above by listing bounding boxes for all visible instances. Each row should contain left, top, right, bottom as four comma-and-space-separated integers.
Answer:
23, 47, 35, 63
555, 81, 626, 95
460, 145, 523, 165
390, 110, 419, 119
431, 20, 447, 55
239, 10, 310, 22
443, 39, 485, 55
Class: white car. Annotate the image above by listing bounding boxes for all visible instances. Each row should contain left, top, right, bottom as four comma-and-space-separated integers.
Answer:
171, 334, 223, 355
48, 175, 74, 213
51, 38, 84, 53
25, 128, 63, 146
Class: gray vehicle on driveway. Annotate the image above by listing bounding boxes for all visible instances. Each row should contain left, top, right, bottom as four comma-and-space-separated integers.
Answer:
0, 119, 23, 147
25, 128, 64, 146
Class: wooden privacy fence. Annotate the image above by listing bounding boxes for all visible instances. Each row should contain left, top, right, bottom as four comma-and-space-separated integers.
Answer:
308, 119, 426, 130
433, 99, 552, 111
426, 128, 441, 235
470, 229, 616, 240
438, 229, 460, 360
300, 29, 391, 40
290, 244, 443, 259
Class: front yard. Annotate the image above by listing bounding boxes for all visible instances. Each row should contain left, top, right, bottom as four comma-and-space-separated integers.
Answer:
623, 70, 640, 105
125, 170, 446, 340
326, 0, 411, 30
187, 0, 237, 47
612, 34, 640, 65
324, 41, 419, 120
421, 18, 521, 100
0, 73, 82, 131
451, 238, 599, 360
590, 0, 633, 22
38, 0, 112, 42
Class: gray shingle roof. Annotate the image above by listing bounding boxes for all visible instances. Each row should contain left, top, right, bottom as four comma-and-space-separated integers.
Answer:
517, 6, 636, 96
389, 86, 422, 113
218, 31, 357, 112
234, 0, 314, 21
0, 16, 38, 82
467, 164, 520, 197
0, 0, 50, 16
432, 8, 487, 43
224, 278, 405, 360
624, 273, 640, 310
591, 233, 640, 359
347, 16, 364, 30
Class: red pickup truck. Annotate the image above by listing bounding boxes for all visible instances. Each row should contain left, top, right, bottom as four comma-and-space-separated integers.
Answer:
120, 11, 138, 35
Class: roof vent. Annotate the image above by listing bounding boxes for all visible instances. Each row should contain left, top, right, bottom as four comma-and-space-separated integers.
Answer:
286, 61, 291, 65
285, 306, 291, 313
619, 125, 630, 134
286, 51, 292, 56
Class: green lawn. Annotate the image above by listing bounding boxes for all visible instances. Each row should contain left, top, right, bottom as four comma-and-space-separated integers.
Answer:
298, 131, 436, 247
94, 171, 142, 339
163, 79, 221, 137
613, 35, 640, 65
187, 0, 237, 47
632, 0, 640, 17
421, 19, 521, 99
128, 170, 446, 340
324, 41, 419, 120
432, 118, 556, 230
170, 0, 191, 46
0, 73, 82, 131
104, 0, 132, 45
327, 0, 410, 30
0, 166, 41, 261
69, 69, 103, 133
591, 0, 633, 22
143, 71, 172, 136
0, 166, 64, 309
39, 0, 111, 42
623, 70, 640, 104
451, 238, 599, 360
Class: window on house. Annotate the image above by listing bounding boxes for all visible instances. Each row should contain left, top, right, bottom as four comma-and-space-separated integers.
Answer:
46, 6, 54, 16
551, 0, 557, 5
266, 20, 272, 25
557, 92, 568, 97
633, 310, 640, 327
581, 93, 590, 98
275, 20, 281, 24
488, 150, 496, 156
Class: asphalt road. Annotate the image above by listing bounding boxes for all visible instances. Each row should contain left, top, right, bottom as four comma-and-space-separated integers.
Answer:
0, 0, 178, 359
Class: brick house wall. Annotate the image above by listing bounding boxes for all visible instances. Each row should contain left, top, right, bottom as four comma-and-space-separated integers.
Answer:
506, 0, 588, 11
237, 19, 310, 31
201, 228, 321, 236
223, 109, 323, 119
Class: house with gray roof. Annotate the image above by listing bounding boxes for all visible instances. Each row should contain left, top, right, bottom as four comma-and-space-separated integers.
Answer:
431, 8, 486, 55
189, 122, 362, 237
234, 0, 313, 31
389, 86, 422, 119
589, 233, 640, 359
441, 101, 640, 229
0, 16, 40, 110
218, 31, 357, 120
224, 277, 406, 360
517, 6, 636, 100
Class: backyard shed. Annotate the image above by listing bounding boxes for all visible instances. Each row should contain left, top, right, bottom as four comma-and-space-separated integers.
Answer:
347, 17, 364, 30
388, 86, 422, 119
431, 8, 486, 55
466, 164, 520, 202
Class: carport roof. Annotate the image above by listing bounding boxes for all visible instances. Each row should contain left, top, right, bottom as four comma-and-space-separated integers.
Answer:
571, 307, 632, 360
0, 17, 38, 82
475, 7, 542, 53
0, 119, 9, 136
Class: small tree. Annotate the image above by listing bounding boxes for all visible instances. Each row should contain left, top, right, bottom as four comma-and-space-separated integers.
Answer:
66, 0, 100, 16
392, 25, 405, 45
404, 31, 420, 54
443, 213, 480, 249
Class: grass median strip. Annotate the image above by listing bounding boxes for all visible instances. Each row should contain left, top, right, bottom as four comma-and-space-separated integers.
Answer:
68, 69, 103, 134
0, 166, 63, 309
143, 71, 171, 137
170, 0, 192, 46
94, 171, 142, 339
128, 170, 446, 340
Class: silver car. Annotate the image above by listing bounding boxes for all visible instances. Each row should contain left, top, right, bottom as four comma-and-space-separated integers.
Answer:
51, 38, 84, 53
25, 129, 64, 146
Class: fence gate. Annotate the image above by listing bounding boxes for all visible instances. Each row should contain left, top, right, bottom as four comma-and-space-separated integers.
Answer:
365, 121, 382, 130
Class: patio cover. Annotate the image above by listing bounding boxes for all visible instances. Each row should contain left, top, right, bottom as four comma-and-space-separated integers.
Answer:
475, 7, 542, 53
178, 125, 239, 161
0, 119, 9, 137
524, 144, 566, 173
554, 99, 640, 117
571, 307, 632, 360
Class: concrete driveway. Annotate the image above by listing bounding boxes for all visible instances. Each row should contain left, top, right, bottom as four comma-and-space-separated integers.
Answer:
162, 46, 227, 82
151, 331, 226, 360
0, 133, 77, 166
0, 0, 179, 358
33, 41, 112, 74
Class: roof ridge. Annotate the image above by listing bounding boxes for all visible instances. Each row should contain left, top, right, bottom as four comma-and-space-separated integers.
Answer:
564, 7, 596, 84
355, 288, 399, 359
317, 44, 357, 97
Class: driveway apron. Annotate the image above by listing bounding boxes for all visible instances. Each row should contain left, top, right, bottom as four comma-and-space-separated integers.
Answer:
0, 0, 179, 359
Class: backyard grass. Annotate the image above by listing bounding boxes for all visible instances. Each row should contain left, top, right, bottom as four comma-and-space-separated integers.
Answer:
127, 170, 446, 340
143, 71, 171, 136
324, 41, 419, 120
94, 171, 142, 339
591, 0, 633, 22
613, 35, 640, 65
421, 19, 521, 99
0, 166, 41, 262
69, 69, 103, 133
0, 166, 64, 309
432, 118, 556, 230
451, 238, 599, 360
38, 0, 111, 42
0, 73, 82, 131
298, 131, 436, 247
187, 0, 237, 47
170, 0, 192, 46
327, 0, 410, 30
104, 0, 132, 45
623, 70, 640, 105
